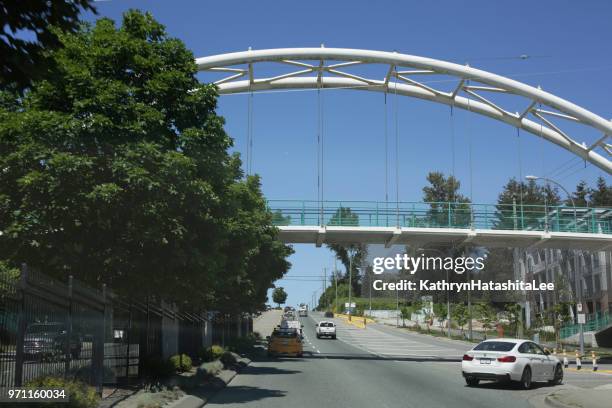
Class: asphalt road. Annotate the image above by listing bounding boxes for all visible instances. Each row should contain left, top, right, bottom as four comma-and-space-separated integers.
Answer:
207, 312, 612, 408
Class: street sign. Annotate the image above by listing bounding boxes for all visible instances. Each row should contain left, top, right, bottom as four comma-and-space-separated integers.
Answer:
577, 313, 586, 324
576, 303, 583, 312
344, 302, 356, 308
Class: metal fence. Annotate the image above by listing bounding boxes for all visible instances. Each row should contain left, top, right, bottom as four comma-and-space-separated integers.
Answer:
268, 200, 612, 234
0, 264, 224, 392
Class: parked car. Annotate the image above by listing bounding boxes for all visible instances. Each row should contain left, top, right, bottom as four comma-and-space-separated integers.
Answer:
267, 327, 303, 357
315, 321, 336, 339
461, 339, 562, 389
23, 322, 82, 360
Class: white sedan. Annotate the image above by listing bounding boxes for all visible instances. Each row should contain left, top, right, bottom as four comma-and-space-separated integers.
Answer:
461, 339, 563, 389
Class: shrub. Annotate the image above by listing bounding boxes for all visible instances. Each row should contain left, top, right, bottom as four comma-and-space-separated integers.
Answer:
141, 356, 175, 380
196, 344, 225, 362
25, 376, 99, 408
196, 360, 224, 378
169, 354, 192, 372
225, 336, 257, 353
220, 351, 238, 368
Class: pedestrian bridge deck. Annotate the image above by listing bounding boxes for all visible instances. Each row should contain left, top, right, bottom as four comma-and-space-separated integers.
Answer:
268, 200, 612, 250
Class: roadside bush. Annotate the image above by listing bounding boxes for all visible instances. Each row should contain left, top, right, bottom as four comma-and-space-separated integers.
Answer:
226, 335, 258, 353
169, 354, 192, 372
197, 360, 224, 378
220, 351, 238, 368
141, 356, 175, 380
196, 344, 225, 362
25, 376, 99, 408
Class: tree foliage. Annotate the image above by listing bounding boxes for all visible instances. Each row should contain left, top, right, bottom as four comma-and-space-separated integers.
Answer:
326, 207, 367, 297
0, 11, 292, 313
422, 172, 471, 227
272, 287, 287, 307
0, 0, 97, 91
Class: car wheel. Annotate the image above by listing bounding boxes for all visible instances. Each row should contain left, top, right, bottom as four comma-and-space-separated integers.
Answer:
465, 378, 479, 387
548, 364, 563, 386
520, 367, 532, 389
316, 334, 320, 339
332, 335, 336, 339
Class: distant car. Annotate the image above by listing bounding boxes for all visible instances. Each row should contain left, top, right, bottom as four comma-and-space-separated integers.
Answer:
316, 321, 336, 339
324, 311, 334, 318
23, 322, 82, 360
462, 339, 562, 389
298, 306, 308, 317
267, 327, 303, 357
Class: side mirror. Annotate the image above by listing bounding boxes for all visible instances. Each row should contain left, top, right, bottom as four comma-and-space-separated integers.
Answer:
301, 324, 304, 328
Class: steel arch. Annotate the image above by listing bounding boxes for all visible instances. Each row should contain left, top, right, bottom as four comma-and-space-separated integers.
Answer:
196, 47, 612, 174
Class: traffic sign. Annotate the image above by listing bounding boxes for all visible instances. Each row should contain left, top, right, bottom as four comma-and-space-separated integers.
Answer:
577, 303, 583, 312
345, 302, 356, 308
577, 313, 586, 324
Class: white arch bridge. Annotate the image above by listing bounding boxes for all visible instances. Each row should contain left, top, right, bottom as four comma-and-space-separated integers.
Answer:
196, 48, 612, 250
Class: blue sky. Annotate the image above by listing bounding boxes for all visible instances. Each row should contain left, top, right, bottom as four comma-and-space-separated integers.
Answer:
87, 0, 611, 307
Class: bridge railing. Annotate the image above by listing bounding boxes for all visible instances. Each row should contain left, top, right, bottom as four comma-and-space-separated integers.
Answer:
267, 200, 612, 234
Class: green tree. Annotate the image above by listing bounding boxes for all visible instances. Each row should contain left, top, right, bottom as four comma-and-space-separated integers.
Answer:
568, 180, 590, 207
272, 287, 288, 308
0, 11, 292, 312
504, 304, 523, 337
495, 178, 560, 230
326, 207, 367, 297
271, 210, 291, 225
433, 303, 447, 332
422, 172, 471, 227
589, 176, 612, 206
0, 0, 97, 91
475, 303, 497, 339
452, 303, 468, 334
400, 306, 412, 327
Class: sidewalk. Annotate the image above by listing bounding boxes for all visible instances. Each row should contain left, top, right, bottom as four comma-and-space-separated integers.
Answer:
544, 389, 612, 408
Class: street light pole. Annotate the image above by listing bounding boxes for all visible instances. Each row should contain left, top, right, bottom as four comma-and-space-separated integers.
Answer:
348, 249, 353, 318
526, 175, 582, 354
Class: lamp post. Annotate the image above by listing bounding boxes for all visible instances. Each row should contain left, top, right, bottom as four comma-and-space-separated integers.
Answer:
348, 248, 355, 318
526, 175, 582, 354
418, 248, 451, 338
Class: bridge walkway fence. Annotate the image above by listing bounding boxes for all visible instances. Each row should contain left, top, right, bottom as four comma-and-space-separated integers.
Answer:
268, 200, 612, 234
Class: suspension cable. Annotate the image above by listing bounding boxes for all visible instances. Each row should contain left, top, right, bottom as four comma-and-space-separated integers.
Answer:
246, 91, 253, 175
316, 88, 321, 223
466, 80, 474, 227
450, 104, 456, 201
394, 75, 400, 225
385, 92, 389, 206
249, 91, 254, 174
320, 88, 324, 223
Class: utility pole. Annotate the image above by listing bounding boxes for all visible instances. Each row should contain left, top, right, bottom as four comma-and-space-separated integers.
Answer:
334, 259, 338, 314
348, 250, 353, 318
323, 267, 327, 311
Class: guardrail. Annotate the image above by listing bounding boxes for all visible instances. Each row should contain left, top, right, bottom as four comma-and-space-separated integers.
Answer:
560, 311, 611, 338
268, 200, 612, 234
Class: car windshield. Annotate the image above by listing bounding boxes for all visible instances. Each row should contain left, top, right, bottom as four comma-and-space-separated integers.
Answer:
473, 341, 516, 352
26, 324, 64, 334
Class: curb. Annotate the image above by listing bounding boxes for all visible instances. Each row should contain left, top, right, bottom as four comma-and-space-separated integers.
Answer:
162, 357, 251, 408
543, 394, 571, 408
